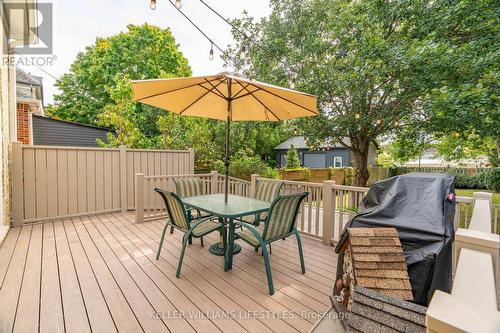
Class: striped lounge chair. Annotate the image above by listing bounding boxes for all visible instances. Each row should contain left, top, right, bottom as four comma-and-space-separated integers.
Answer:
240, 179, 284, 226
154, 188, 222, 278
235, 192, 308, 295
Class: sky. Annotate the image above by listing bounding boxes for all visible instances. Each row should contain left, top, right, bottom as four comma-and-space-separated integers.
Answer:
18, 0, 272, 104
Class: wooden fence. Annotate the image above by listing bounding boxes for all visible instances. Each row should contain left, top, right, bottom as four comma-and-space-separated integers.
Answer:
11, 142, 194, 226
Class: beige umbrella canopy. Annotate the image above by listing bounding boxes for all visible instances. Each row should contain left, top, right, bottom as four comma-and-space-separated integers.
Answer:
131, 71, 318, 202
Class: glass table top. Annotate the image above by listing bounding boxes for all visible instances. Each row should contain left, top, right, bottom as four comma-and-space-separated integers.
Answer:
182, 194, 270, 218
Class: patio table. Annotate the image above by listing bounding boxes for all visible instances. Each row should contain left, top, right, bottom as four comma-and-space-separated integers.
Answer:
182, 193, 271, 271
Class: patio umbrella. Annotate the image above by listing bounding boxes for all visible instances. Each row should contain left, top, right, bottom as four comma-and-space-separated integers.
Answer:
131, 72, 318, 203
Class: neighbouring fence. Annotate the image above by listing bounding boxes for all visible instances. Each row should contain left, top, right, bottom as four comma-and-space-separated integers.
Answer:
426, 192, 500, 332
278, 166, 487, 184
135, 171, 500, 244
11, 142, 194, 225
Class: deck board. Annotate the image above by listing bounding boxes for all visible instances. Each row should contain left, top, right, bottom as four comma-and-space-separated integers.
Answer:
0, 212, 337, 333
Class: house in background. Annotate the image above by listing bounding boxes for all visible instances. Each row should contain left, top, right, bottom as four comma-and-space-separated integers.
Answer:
15, 67, 44, 144
16, 68, 114, 147
274, 136, 378, 169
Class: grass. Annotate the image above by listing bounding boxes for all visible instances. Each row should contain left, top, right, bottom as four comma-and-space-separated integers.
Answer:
455, 189, 500, 205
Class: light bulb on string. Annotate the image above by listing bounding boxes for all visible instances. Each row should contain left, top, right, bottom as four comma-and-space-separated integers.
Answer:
376, 119, 381, 125
208, 42, 214, 60
394, 121, 399, 126
355, 112, 360, 120
150, 0, 157, 10
175, 0, 182, 9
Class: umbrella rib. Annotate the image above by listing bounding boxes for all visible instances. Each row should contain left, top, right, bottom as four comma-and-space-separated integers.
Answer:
179, 80, 226, 115
135, 77, 223, 102
241, 81, 318, 115
231, 82, 251, 99
203, 78, 228, 101
239, 84, 280, 121
232, 87, 262, 100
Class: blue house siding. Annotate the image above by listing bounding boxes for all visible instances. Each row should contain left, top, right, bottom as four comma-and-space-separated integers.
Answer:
276, 148, 351, 168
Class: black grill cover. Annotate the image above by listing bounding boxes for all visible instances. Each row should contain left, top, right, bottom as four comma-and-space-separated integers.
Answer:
335, 173, 455, 305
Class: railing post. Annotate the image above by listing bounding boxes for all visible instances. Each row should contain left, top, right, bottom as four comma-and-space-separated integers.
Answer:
11, 142, 24, 226
188, 148, 195, 174
210, 171, 219, 194
250, 174, 259, 198
135, 173, 144, 223
119, 146, 127, 213
473, 191, 492, 211
322, 180, 335, 245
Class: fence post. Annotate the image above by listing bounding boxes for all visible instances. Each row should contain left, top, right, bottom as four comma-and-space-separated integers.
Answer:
250, 174, 259, 198
188, 148, 195, 174
211, 171, 219, 194
473, 191, 492, 211
322, 180, 336, 245
135, 173, 144, 223
11, 142, 24, 226
119, 146, 127, 212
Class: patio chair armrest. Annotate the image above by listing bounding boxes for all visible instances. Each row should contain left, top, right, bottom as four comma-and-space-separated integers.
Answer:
188, 216, 214, 230
234, 221, 266, 245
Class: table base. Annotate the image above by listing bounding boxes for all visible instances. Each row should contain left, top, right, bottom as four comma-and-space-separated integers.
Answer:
208, 242, 241, 256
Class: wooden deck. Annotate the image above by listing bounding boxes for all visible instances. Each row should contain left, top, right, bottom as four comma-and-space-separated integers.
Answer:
0, 212, 337, 333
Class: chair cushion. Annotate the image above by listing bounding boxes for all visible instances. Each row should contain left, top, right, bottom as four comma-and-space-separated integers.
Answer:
236, 229, 261, 247
192, 220, 220, 237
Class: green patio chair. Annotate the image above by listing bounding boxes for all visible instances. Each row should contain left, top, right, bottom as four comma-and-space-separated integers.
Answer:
173, 177, 212, 233
154, 188, 222, 278
239, 179, 284, 226
235, 192, 308, 295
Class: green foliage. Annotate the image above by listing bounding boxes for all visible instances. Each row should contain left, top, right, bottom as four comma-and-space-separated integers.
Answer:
448, 170, 486, 190
47, 23, 292, 169
285, 144, 301, 169
226, 0, 499, 185
49, 23, 191, 128
482, 168, 500, 192
213, 150, 278, 180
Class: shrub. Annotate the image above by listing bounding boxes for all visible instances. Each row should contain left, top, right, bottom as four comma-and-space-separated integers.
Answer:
285, 144, 301, 169
448, 169, 486, 189
482, 167, 500, 192
212, 150, 278, 180
388, 166, 409, 177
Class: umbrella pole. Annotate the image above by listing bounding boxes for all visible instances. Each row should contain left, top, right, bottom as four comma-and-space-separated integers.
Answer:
224, 78, 232, 203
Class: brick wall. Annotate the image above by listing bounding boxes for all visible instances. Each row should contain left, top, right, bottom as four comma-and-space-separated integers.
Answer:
16, 103, 30, 144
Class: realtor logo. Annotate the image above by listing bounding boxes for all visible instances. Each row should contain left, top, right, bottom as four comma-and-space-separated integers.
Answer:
3, 2, 53, 54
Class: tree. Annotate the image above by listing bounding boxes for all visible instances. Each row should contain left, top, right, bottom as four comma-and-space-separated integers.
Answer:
393, 0, 499, 165
47, 23, 191, 131
225, 0, 439, 186
285, 144, 301, 169
226, 0, 499, 186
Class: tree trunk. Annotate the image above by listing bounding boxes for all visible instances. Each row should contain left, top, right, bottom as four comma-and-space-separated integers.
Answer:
352, 138, 370, 187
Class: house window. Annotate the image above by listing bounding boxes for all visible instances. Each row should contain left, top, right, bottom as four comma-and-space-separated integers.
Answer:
334, 156, 343, 168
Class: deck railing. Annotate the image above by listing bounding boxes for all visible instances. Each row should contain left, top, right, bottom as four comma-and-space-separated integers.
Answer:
135, 172, 499, 243
426, 192, 500, 332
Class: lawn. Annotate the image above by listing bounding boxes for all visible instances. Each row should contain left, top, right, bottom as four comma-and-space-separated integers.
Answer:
455, 189, 500, 205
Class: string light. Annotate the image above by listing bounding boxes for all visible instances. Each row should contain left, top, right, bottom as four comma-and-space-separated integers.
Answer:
454, 132, 460, 138
394, 121, 399, 126
355, 112, 360, 120
150, 0, 157, 10
376, 119, 381, 125
175, 0, 182, 9
208, 42, 214, 60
